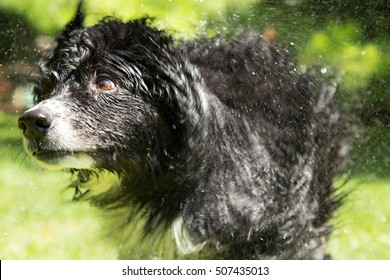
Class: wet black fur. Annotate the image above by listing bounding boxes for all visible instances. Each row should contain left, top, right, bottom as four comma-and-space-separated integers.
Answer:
27, 6, 347, 259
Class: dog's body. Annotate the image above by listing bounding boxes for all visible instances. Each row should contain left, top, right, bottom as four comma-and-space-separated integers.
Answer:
18, 7, 346, 259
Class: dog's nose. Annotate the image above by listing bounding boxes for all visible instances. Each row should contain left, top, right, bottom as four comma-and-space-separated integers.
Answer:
18, 108, 53, 139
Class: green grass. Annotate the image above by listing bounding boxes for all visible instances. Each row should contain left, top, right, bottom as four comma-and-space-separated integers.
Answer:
1, 113, 389, 259
327, 179, 390, 259
0, 113, 117, 259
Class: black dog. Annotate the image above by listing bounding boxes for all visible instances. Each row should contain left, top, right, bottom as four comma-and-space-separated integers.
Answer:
18, 5, 347, 259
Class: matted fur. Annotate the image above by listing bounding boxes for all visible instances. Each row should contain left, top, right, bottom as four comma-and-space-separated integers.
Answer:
18, 5, 347, 259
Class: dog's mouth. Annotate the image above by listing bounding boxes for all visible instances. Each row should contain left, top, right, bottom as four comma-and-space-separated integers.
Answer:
33, 149, 73, 160
30, 149, 96, 170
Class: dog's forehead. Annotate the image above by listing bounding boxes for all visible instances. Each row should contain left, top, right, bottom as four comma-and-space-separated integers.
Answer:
44, 20, 161, 73
41, 20, 174, 86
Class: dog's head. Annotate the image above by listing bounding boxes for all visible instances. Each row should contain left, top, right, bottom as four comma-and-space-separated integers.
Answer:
18, 6, 190, 172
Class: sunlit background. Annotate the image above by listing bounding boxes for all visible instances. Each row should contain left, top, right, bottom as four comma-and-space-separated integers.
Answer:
1, 0, 389, 259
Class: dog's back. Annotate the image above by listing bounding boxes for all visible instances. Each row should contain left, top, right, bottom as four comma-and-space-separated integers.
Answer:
181, 37, 346, 259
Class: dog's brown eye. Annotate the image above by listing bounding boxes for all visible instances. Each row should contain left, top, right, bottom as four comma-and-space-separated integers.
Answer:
96, 79, 115, 91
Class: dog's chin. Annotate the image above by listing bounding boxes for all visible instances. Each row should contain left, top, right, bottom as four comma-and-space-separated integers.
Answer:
30, 150, 96, 170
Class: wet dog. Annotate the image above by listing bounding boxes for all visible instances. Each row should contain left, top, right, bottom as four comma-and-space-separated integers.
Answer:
18, 5, 347, 259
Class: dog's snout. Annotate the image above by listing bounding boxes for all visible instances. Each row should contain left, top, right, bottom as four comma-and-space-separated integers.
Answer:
18, 108, 53, 139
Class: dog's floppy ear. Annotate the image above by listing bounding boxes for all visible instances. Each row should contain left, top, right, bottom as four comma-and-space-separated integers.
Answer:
57, 1, 84, 44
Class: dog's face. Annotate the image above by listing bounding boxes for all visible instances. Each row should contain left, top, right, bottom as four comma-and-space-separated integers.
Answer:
18, 15, 176, 171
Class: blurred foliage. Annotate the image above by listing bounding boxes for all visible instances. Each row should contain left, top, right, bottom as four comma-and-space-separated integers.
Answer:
0, 0, 254, 36
350, 127, 390, 179
301, 0, 390, 40
300, 23, 384, 91
0, 10, 37, 65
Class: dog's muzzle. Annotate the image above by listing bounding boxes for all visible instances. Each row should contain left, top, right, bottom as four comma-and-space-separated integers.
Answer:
18, 102, 96, 170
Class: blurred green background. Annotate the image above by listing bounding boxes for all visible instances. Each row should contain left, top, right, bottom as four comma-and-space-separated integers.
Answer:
0, 0, 389, 259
